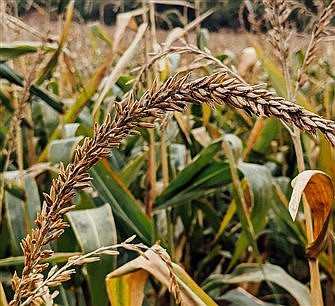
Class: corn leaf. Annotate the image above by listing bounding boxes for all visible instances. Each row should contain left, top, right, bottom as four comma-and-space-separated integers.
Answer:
0, 41, 57, 61
106, 270, 148, 306
156, 138, 223, 205
319, 133, 335, 183
228, 162, 274, 269
157, 158, 239, 209
4, 174, 41, 255
0, 281, 8, 306
119, 151, 148, 187
252, 119, 280, 154
0, 252, 81, 267
106, 245, 218, 306
203, 263, 311, 306
0, 63, 64, 113
89, 160, 153, 244
220, 287, 279, 306
112, 8, 148, 53
48, 136, 83, 164
89, 23, 113, 47
3, 179, 25, 201
67, 204, 117, 306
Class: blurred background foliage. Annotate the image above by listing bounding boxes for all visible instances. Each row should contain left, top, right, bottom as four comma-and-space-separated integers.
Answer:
8, 0, 332, 30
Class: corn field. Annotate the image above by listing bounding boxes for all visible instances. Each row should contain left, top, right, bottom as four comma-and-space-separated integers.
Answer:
0, 1, 335, 306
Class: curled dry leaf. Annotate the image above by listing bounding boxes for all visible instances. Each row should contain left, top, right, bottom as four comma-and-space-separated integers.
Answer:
289, 170, 334, 258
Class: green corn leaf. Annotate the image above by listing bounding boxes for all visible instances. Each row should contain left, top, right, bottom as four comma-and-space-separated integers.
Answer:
116, 75, 134, 93
156, 138, 224, 205
228, 162, 274, 269
89, 160, 153, 244
252, 119, 280, 154
90, 22, 113, 49
3, 179, 25, 201
156, 162, 238, 209
119, 151, 148, 187
0, 41, 57, 61
203, 263, 311, 306
4, 174, 41, 255
220, 288, 281, 306
67, 204, 117, 306
0, 63, 65, 113
48, 136, 83, 164
0, 89, 14, 112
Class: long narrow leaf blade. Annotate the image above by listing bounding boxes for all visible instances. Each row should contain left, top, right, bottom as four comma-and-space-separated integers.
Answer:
0, 63, 65, 113
204, 263, 311, 306
89, 160, 153, 244
67, 204, 117, 306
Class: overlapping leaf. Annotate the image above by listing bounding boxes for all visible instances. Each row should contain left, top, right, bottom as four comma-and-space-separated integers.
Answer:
106, 245, 218, 306
67, 204, 117, 306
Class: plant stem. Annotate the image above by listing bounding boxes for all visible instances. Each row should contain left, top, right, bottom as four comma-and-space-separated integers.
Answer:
143, 0, 157, 217
292, 127, 323, 305
146, 129, 156, 217
195, 0, 201, 33
161, 131, 175, 260
221, 138, 261, 267
278, 9, 324, 299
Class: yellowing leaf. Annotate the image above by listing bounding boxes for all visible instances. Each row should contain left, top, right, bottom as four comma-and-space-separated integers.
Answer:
106, 270, 148, 306
159, 57, 170, 82
35, 1, 74, 84
214, 200, 236, 242
319, 133, 335, 183
243, 117, 266, 158
0, 280, 8, 306
201, 103, 211, 127
174, 112, 192, 145
289, 170, 334, 258
106, 245, 217, 306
